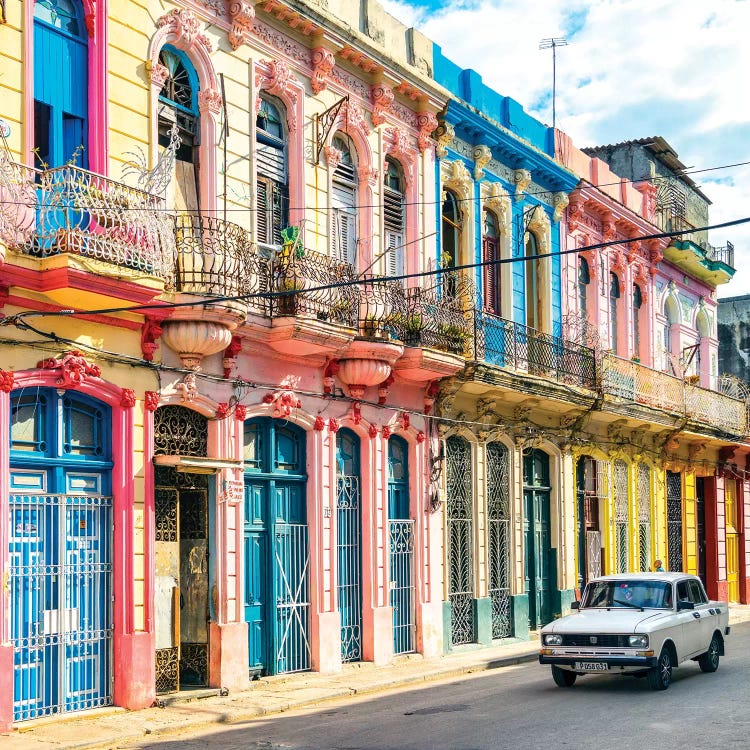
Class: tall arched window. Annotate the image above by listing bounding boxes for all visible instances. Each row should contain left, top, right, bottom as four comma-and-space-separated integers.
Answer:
331, 135, 357, 265
158, 45, 200, 212
525, 232, 540, 330
384, 158, 405, 278
663, 297, 679, 372
609, 272, 620, 353
633, 284, 643, 359
482, 209, 501, 315
256, 97, 288, 246
441, 190, 461, 298
33, 0, 88, 167
578, 256, 590, 317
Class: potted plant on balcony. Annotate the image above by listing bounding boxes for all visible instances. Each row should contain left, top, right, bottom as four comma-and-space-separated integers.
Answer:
276, 226, 305, 315
436, 322, 471, 353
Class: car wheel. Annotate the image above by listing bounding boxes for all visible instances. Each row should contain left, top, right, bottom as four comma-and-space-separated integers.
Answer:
647, 648, 672, 691
551, 665, 577, 687
698, 634, 721, 673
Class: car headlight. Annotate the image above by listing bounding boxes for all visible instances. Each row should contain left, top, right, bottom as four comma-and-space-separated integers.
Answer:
544, 634, 563, 646
628, 635, 649, 648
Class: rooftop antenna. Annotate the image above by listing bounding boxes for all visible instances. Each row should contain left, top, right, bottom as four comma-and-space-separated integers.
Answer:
539, 37, 568, 130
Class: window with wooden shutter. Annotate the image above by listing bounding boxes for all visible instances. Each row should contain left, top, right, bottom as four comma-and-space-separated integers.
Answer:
384, 159, 405, 278
256, 176, 286, 246
256, 97, 288, 245
331, 135, 357, 265
482, 209, 500, 314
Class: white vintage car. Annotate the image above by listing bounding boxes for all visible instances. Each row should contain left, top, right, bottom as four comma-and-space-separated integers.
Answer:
539, 573, 730, 690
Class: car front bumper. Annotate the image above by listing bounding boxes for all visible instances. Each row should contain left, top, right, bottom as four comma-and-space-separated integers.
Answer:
539, 654, 659, 669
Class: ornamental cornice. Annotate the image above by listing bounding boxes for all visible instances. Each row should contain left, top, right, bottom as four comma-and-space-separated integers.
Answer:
251, 18, 310, 66
156, 9, 212, 54
228, 0, 255, 50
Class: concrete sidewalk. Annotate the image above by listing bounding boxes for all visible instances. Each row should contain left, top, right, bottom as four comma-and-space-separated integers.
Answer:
5, 605, 750, 750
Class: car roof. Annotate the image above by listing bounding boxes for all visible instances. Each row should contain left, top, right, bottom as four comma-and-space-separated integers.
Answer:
589, 572, 697, 583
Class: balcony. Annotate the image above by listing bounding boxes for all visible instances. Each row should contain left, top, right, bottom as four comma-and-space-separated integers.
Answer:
473, 310, 597, 390
601, 354, 747, 436
0, 160, 173, 280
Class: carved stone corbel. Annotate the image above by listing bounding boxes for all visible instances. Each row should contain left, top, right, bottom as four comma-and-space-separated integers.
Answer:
513, 168, 531, 201
552, 192, 569, 223
433, 121, 455, 159
311, 46, 335, 94
228, 0, 256, 50
370, 82, 394, 126
472, 144, 492, 180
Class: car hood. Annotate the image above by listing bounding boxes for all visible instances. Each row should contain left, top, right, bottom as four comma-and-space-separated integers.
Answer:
543, 608, 669, 634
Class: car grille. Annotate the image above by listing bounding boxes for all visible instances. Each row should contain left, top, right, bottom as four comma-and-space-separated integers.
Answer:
560, 634, 628, 647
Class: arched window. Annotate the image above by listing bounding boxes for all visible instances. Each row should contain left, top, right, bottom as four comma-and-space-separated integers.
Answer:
331, 135, 357, 265
384, 158, 405, 277
158, 45, 200, 212
482, 209, 500, 315
609, 272, 620, 353
663, 296, 679, 372
441, 190, 461, 298
33, 0, 88, 167
525, 232, 540, 330
578, 257, 590, 317
256, 97, 288, 246
633, 284, 643, 359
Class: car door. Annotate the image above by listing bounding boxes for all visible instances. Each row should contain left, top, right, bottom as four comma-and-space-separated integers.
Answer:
675, 579, 703, 657
688, 578, 715, 652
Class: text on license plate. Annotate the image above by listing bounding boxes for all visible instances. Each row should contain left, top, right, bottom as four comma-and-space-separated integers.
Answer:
575, 661, 608, 672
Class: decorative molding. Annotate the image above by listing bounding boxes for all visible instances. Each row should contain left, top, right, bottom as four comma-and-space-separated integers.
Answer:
324, 144, 342, 171
145, 391, 160, 412
513, 168, 531, 201
482, 181, 511, 232
228, 0, 255, 49
235, 404, 247, 420
215, 402, 230, 419
328, 417, 339, 433
176, 372, 199, 402
252, 17, 310, 66
433, 121, 455, 159
262, 389, 302, 418
120, 388, 136, 408
416, 111, 438, 154
222, 336, 242, 379
601, 211, 617, 242
527, 205, 551, 252
552, 192, 569, 223
368, 423, 378, 439
371, 83, 394, 127
472, 145, 492, 181
311, 46, 335, 94
0, 369, 14, 392
82, 0, 95, 37
342, 98, 370, 141
37, 350, 101, 387
255, 59, 299, 132
313, 415, 325, 430
198, 0, 228, 16
198, 88, 224, 114
442, 159, 473, 199
156, 9, 213, 54
146, 61, 170, 88
384, 127, 416, 186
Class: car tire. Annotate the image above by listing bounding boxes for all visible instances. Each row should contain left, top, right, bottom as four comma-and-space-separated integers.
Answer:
647, 648, 672, 691
551, 665, 577, 687
698, 634, 721, 673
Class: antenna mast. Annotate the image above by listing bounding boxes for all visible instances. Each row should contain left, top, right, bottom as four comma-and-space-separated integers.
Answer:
539, 37, 568, 130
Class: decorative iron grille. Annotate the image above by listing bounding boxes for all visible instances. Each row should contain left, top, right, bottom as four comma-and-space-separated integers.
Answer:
389, 520, 416, 655
155, 647, 179, 694
486, 442, 511, 639
637, 463, 652, 572
446, 436, 474, 645
172, 213, 268, 306
337, 475, 362, 662
586, 531, 602, 582
473, 310, 596, 388
153, 406, 208, 457
179, 643, 209, 686
613, 460, 629, 573
666, 471, 683, 572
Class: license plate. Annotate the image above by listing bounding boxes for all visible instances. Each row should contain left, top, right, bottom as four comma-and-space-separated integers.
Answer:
574, 661, 608, 672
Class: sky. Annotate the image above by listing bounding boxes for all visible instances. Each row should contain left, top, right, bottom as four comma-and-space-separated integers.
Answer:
381, 0, 750, 298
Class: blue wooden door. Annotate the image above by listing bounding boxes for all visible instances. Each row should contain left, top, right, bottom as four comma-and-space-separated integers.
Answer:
34, 0, 88, 168
243, 419, 309, 676
336, 429, 362, 662
9, 389, 112, 721
388, 436, 414, 654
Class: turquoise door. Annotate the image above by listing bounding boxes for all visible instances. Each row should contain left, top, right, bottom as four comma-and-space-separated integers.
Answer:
388, 436, 414, 655
523, 449, 554, 630
9, 389, 112, 721
336, 429, 362, 662
243, 418, 309, 675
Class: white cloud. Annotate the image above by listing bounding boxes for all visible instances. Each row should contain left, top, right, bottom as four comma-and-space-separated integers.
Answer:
381, 0, 750, 295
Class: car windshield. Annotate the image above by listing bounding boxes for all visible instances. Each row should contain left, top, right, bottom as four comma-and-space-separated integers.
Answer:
582, 580, 673, 610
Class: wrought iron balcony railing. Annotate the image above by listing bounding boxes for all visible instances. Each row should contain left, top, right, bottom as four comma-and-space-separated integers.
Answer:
473, 310, 597, 389
702, 240, 734, 268
602, 353, 747, 435
0, 159, 174, 278
172, 213, 268, 307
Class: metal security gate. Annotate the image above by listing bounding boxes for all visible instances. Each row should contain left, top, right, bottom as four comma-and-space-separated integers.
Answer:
487, 442, 511, 639
274, 524, 310, 672
637, 464, 652, 572
388, 436, 415, 655
337, 429, 362, 662
10, 492, 112, 721
613, 460, 629, 573
446, 436, 474, 645
389, 520, 415, 654
576, 457, 606, 588
666, 471, 683, 572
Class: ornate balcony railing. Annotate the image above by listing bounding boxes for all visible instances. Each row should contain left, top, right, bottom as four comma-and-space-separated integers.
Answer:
270, 247, 358, 323
356, 278, 473, 355
172, 213, 268, 307
702, 240, 734, 268
602, 354, 747, 435
474, 310, 597, 389
1, 160, 174, 278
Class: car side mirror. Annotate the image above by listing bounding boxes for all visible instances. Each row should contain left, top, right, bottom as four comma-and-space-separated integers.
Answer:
570, 601, 580, 610
677, 600, 695, 611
